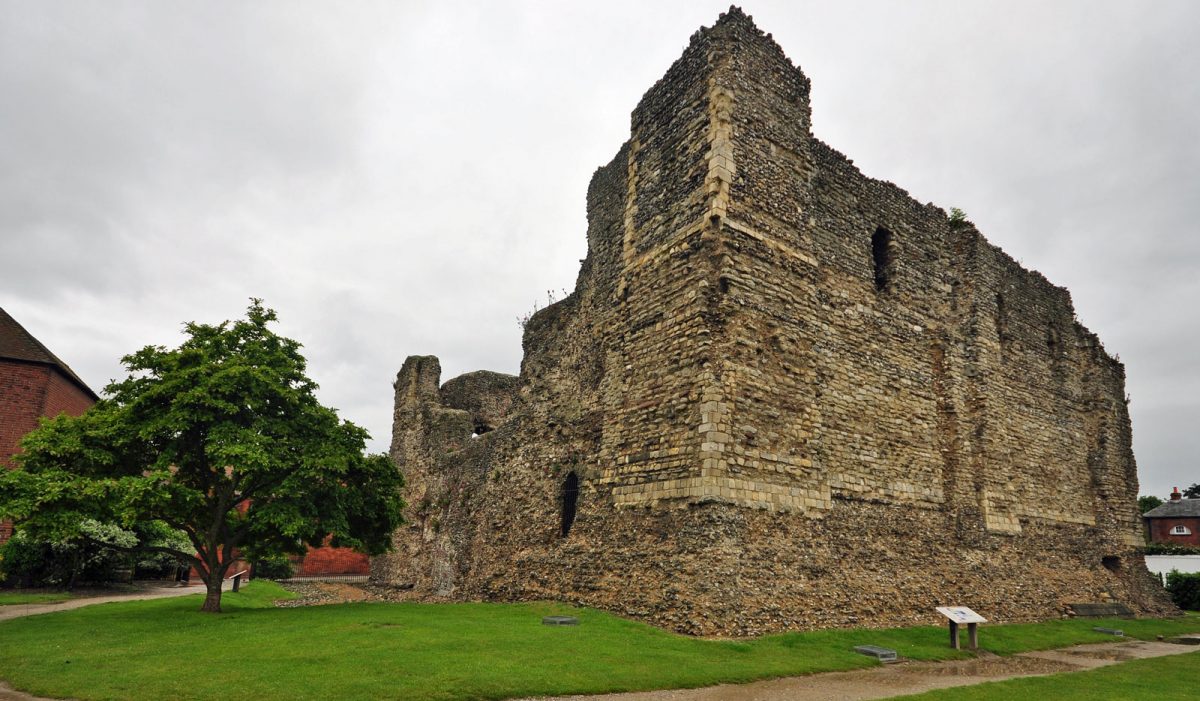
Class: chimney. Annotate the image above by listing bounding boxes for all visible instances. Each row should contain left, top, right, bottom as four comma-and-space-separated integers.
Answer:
1170, 487, 1182, 501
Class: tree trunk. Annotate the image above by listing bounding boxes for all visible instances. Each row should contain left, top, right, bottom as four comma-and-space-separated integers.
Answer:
200, 577, 223, 613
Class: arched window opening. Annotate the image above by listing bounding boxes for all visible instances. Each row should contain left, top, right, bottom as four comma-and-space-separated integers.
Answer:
560, 471, 580, 538
872, 228, 893, 292
1171, 525, 1192, 536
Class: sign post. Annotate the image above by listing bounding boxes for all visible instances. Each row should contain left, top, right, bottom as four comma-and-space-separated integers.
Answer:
936, 606, 987, 650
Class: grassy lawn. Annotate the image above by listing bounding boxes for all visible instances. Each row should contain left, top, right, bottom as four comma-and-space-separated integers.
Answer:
892, 650, 1200, 700
0, 581, 1196, 701
0, 591, 72, 606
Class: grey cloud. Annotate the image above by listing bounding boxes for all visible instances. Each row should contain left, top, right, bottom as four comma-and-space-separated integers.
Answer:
2, 0, 1196, 499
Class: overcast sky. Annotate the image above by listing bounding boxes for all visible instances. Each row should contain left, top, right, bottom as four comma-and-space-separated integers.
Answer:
3, 1, 1196, 498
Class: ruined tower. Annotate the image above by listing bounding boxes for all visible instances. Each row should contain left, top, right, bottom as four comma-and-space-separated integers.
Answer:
373, 8, 1175, 635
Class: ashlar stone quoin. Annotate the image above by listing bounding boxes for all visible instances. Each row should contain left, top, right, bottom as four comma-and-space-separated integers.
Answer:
372, 7, 1176, 635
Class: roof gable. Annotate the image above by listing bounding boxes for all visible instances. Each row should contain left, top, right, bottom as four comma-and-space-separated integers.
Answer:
1144, 498, 1200, 519
0, 307, 99, 401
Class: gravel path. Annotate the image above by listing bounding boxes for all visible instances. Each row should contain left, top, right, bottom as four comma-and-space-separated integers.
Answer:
0, 580, 236, 623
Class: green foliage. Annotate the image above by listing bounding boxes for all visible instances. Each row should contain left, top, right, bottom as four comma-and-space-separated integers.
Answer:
253, 555, 294, 580
1166, 570, 1200, 611
947, 207, 970, 229
0, 520, 137, 587
1139, 494, 1164, 513
0, 300, 404, 611
1184, 483, 1200, 499
1143, 542, 1200, 555
0, 593, 1197, 701
132, 522, 193, 578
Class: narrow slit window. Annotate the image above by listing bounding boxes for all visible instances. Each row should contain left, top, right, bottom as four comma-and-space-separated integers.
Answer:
872, 227, 893, 292
1047, 326, 1061, 359
995, 294, 1008, 340
560, 471, 580, 538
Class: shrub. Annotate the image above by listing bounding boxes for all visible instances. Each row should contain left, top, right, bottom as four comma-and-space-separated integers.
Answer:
1165, 570, 1200, 611
1143, 543, 1200, 556
947, 207, 970, 229
0, 523, 135, 588
253, 555, 295, 580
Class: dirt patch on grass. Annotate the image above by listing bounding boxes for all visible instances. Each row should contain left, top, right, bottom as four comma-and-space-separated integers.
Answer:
276, 581, 375, 606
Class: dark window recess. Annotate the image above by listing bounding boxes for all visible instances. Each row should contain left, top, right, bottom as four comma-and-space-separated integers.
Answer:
995, 294, 1008, 340
560, 472, 580, 538
473, 420, 493, 435
872, 228, 893, 292
996, 293, 1009, 359
1102, 556, 1121, 573
1047, 326, 1061, 358
718, 276, 731, 294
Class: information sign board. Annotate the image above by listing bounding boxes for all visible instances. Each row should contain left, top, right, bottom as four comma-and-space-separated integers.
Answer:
936, 606, 987, 624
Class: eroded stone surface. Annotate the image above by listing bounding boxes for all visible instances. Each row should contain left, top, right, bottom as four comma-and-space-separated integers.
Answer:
372, 7, 1175, 635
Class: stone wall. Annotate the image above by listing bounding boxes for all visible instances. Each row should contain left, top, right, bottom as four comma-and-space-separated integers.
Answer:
373, 7, 1176, 635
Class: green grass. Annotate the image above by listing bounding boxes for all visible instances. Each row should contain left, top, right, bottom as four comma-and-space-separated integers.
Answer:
0, 591, 72, 606
0, 582, 1196, 701
892, 650, 1200, 700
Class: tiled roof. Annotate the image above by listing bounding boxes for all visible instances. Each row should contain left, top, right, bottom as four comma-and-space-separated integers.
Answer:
1144, 498, 1200, 519
0, 306, 99, 400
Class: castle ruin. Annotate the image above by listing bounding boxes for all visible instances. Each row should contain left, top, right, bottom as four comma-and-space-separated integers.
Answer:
373, 8, 1175, 635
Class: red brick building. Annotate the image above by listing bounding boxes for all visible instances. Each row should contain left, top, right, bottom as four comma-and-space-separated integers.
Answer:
1144, 488, 1200, 547
1, 307, 99, 543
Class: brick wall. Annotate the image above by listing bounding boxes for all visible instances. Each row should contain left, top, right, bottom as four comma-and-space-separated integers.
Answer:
42, 367, 98, 419
0, 360, 51, 470
294, 540, 370, 576
1148, 518, 1200, 547
1, 359, 96, 543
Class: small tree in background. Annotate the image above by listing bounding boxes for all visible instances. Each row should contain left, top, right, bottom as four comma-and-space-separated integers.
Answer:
1139, 495, 1164, 513
1183, 484, 1200, 499
0, 300, 404, 612
1165, 570, 1200, 611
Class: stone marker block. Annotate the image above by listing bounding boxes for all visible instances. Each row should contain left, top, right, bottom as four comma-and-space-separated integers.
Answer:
1068, 603, 1135, 618
542, 616, 580, 626
854, 645, 898, 663
1092, 627, 1124, 636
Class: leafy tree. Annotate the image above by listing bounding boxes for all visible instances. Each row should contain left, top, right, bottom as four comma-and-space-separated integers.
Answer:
0, 301, 404, 612
1139, 495, 1164, 513
1165, 570, 1200, 611
1183, 483, 1200, 499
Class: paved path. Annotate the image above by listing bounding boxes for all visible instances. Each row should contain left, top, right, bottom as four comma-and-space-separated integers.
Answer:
522, 638, 1200, 701
0, 580, 234, 623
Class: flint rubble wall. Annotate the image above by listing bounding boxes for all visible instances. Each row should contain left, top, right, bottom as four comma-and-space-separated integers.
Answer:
372, 8, 1174, 635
